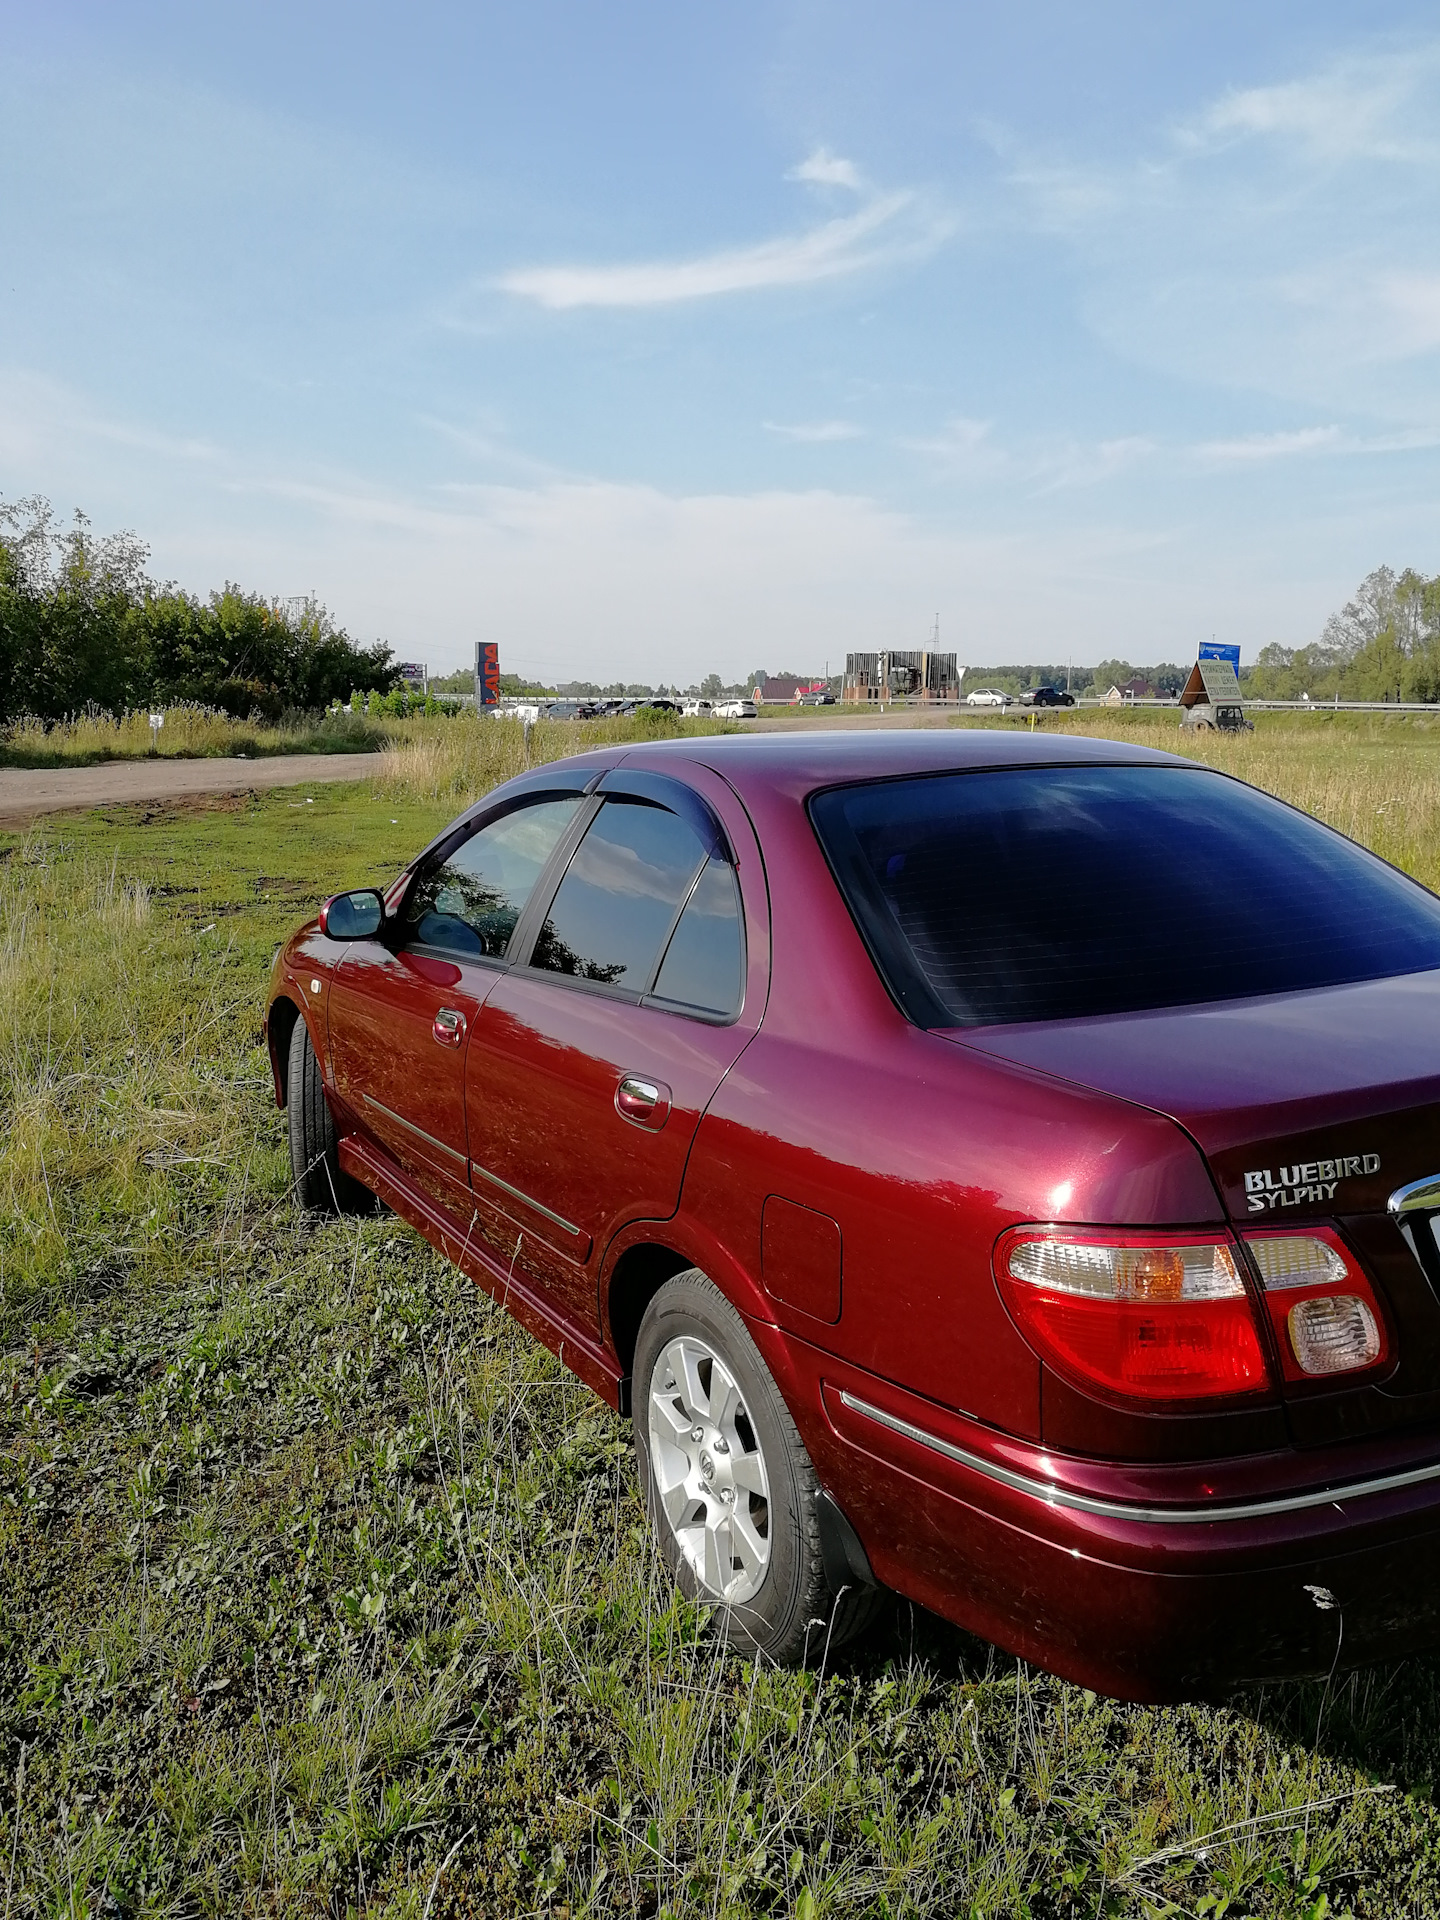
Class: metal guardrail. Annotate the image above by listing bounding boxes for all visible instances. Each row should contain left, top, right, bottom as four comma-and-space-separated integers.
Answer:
1070, 698, 1440, 714
865, 696, 1440, 716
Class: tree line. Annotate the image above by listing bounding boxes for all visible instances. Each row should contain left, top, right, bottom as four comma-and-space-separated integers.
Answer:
0, 496, 399, 726
1246, 568, 1440, 703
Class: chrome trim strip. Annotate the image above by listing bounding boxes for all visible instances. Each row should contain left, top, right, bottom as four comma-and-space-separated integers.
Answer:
471, 1161, 585, 1239
1389, 1173, 1440, 1217
837, 1389, 1440, 1526
362, 1095, 467, 1168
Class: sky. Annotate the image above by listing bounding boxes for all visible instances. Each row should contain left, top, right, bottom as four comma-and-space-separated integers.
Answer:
3, 3, 1440, 684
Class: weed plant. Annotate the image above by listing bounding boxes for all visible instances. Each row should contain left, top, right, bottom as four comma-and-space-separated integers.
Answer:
3, 720, 1440, 1914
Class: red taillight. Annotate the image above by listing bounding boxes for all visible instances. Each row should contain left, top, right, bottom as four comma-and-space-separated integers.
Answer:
1242, 1228, 1389, 1381
996, 1230, 1271, 1404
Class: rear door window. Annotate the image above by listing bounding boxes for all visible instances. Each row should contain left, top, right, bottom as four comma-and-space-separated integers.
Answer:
811, 764, 1440, 1027
405, 797, 582, 958
527, 797, 741, 1013
651, 858, 744, 1016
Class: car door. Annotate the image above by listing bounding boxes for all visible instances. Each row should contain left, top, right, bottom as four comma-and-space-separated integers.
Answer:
463, 769, 763, 1333
328, 789, 587, 1218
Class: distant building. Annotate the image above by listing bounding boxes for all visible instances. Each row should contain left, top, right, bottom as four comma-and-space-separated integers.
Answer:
842, 650, 959, 704
754, 675, 804, 703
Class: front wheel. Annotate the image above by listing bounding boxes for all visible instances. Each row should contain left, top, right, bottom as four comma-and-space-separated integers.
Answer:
633, 1269, 884, 1663
286, 1015, 375, 1214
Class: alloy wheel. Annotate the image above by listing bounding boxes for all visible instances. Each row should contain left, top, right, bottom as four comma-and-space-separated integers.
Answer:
647, 1333, 772, 1604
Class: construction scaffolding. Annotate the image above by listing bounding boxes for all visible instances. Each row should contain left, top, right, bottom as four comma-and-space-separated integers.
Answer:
842, 649, 960, 704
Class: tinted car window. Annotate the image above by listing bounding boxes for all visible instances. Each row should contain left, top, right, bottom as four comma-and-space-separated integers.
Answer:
811, 765, 1440, 1027
530, 799, 709, 990
406, 798, 581, 957
651, 858, 744, 1016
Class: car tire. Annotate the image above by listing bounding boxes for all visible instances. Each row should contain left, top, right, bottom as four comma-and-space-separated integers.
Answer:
633, 1269, 885, 1663
287, 1015, 375, 1215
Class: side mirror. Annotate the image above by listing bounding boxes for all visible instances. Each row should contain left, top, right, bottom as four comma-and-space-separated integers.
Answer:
319, 889, 384, 940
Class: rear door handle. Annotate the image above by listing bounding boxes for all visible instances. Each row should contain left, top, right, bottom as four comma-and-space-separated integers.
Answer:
433, 1007, 466, 1048
616, 1073, 671, 1130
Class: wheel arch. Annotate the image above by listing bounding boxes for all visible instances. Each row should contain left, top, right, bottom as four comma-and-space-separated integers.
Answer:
265, 993, 304, 1108
602, 1223, 776, 1411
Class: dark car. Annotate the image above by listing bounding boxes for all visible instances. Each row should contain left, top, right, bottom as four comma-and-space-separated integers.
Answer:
1021, 686, 1075, 707
265, 731, 1440, 1699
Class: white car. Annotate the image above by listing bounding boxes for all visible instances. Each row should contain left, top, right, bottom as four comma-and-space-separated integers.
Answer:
715, 699, 758, 719
680, 699, 713, 717
965, 688, 1012, 708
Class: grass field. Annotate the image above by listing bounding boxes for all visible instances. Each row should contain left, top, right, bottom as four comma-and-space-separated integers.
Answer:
6, 712, 1440, 1916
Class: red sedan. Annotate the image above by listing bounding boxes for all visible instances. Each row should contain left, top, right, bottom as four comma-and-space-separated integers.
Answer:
264, 730, 1440, 1700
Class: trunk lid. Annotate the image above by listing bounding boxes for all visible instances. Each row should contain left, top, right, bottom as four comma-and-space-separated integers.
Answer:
947, 969, 1440, 1444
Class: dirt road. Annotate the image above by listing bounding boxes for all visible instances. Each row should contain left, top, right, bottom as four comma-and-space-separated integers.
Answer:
0, 752, 381, 830
0, 712, 969, 830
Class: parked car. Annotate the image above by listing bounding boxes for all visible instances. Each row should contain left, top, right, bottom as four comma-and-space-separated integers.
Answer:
714, 698, 757, 719
964, 688, 1012, 708
1021, 686, 1075, 708
680, 700, 714, 718
800, 691, 836, 706
265, 730, 1440, 1699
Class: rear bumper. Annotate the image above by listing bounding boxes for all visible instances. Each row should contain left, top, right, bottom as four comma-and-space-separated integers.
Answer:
785, 1349, 1440, 1701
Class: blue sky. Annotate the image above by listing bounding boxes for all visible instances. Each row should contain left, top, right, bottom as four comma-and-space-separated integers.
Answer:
3, 3, 1440, 682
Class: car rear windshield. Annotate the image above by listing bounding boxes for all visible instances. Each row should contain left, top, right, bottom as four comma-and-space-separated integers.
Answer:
810, 764, 1440, 1027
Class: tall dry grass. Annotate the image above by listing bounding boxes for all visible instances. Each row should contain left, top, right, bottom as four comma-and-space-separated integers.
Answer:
370, 708, 733, 806
0, 702, 385, 767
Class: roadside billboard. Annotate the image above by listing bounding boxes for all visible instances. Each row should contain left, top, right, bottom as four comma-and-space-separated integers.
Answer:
475, 641, 500, 708
1198, 641, 1242, 675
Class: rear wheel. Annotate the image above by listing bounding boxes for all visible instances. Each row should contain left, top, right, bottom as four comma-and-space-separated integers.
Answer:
286, 1015, 374, 1214
633, 1269, 884, 1662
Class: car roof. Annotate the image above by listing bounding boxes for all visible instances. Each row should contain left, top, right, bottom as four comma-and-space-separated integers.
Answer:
628, 724, 1188, 804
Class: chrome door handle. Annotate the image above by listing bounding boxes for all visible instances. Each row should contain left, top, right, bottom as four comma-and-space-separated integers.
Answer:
616, 1074, 671, 1129
433, 1007, 466, 1048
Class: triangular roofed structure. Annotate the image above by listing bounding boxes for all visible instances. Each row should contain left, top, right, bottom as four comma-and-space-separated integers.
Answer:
1179, 657, 1244, 709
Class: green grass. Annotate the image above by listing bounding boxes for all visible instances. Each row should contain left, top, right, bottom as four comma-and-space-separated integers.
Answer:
6, 728, 1440, 1915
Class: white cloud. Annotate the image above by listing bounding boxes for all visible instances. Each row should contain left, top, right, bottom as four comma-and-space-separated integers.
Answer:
901, 415, 997, 473
6, 367, 1425, 685
1195, 426, 1343, 464
762, 419, 863, 442
1029, 436, 1156, 493
902, 417, 1154, 493
496, 154, 948, 308
0, 369, 222, 472
788, 147, 864, 192
1183, 49, 1440, 165
1000, 42, 1440, 418
498, 194, 915, 309
1194, 423, 1440, 463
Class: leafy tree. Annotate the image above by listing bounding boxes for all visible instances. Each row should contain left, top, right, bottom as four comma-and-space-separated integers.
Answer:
0, 497, 149, 721
1092, 659, 1135, 694
0, 495, 398, 722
